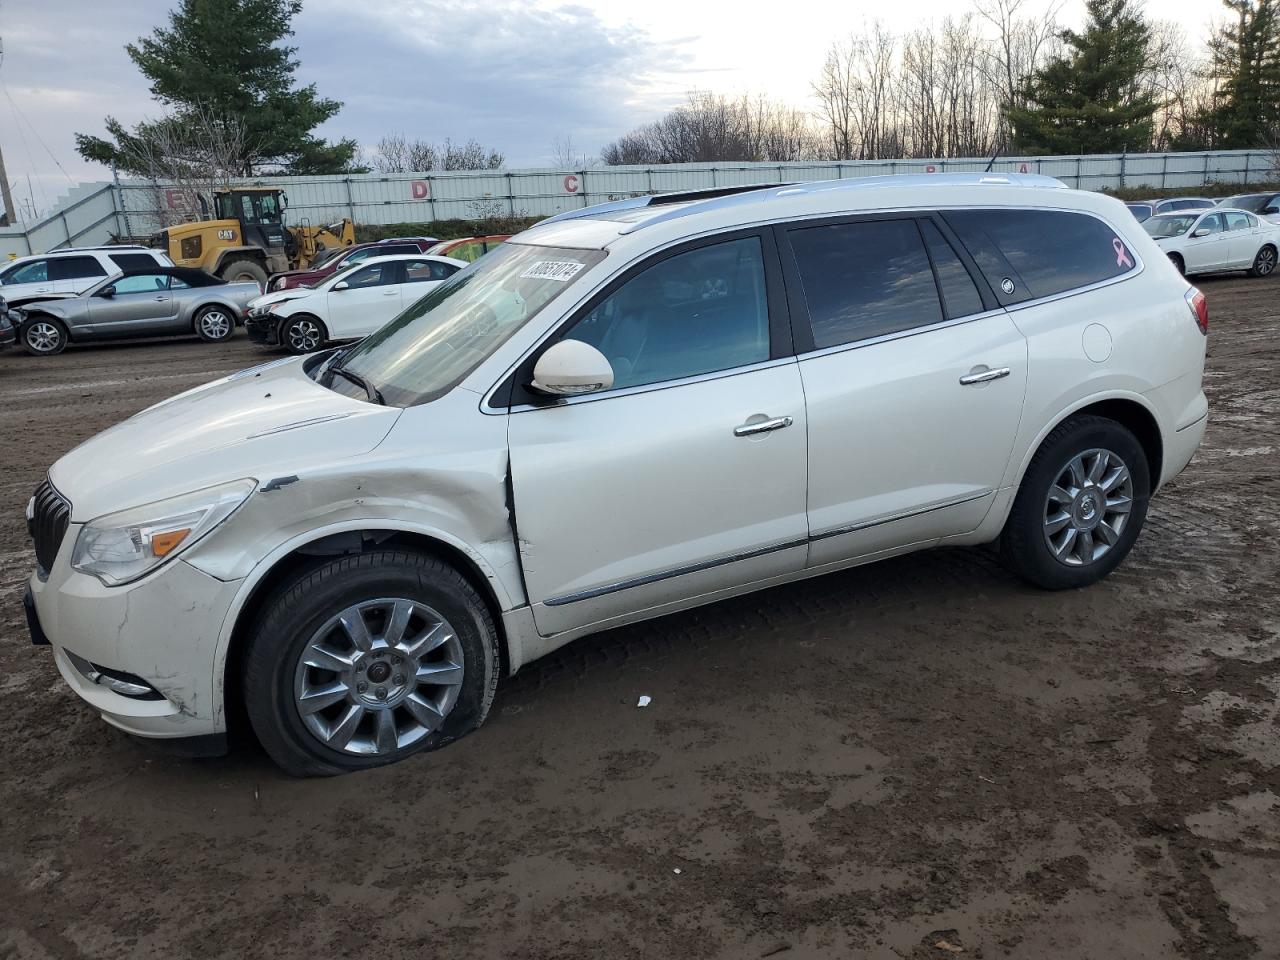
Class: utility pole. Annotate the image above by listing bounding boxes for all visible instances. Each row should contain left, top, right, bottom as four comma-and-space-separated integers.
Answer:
0, 31, 17, 225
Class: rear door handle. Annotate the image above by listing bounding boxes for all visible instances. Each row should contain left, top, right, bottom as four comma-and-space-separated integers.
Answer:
153, 296, 169, 301
959, 367, 1011, 385
734, 415, 793, 437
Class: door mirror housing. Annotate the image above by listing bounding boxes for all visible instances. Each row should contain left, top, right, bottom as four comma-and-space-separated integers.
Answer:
1265, 205, 1279, 215
531, 339, 614, 397
1192, 228, 1211, 238
332, 280, 349, 291
98, 286, 115, 298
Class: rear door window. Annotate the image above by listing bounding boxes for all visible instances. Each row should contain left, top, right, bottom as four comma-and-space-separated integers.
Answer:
1224, 212, 1253, 231
787, 218, 943, 348
944, 209, 1136, 303
49, 256, 108, 282
109, 253, 161, 272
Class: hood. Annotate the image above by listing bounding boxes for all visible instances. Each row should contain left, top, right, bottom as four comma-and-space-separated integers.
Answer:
50, 357, 401, 521
250, 287, 315, 310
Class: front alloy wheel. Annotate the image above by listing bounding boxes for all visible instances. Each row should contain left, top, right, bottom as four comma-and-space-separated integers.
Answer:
284, 316, 324, 354
294, 598, 465, 756
23, 319, 66, 356
196, 307, 234, 342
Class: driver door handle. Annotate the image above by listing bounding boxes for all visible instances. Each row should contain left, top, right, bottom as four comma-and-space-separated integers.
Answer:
959, 367, 1011, 385
734, 416, 793, 437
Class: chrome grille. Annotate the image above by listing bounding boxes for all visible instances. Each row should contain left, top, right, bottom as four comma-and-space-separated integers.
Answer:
29, 479, 71, 574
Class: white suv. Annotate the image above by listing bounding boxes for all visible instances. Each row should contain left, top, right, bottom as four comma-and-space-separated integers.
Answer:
0, 246, 173, 306
24, 174, 1208, 775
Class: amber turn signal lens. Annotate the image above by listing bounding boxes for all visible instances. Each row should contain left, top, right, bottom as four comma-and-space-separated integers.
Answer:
151, 528, 192, 557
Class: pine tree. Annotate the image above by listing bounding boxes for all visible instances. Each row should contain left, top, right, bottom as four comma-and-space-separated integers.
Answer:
76, 0, 358, 176
1192, 0, 1280, 148
1007, 0, 1157, 154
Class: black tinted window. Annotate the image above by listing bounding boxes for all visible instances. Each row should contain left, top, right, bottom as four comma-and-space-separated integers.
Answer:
789, 219, 942, 348
564, 236, 770, 390
944, 209, 1135, 302
377, 244, 418, 256
920, 221, 984, 318
49, 256, 107, 281
109, 253, 159, 271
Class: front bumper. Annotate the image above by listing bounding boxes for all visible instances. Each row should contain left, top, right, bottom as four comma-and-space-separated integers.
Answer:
0, 310, 18, 346
26, 542, 242, 739
245, 315, 282, 346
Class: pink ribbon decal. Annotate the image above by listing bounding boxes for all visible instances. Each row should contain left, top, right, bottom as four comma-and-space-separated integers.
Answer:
1113, 238, 1134, 269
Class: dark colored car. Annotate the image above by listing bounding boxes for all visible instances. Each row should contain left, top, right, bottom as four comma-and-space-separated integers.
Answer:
266, 238, 440, 292
1216, 193, 1280, 223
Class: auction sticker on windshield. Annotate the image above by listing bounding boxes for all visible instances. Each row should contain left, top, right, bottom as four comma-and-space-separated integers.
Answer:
520, 260, 587, 282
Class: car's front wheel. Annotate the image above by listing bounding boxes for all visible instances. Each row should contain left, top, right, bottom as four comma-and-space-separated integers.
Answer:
282, 314, 327, 354
242, 549, 500, 777
1249, 244, 1276, 278
1000, 415, 1150, 590
194, 305, 235, 342
21, 316, 68, 356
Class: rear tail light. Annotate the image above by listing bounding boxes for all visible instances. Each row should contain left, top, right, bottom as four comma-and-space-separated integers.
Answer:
1185, 287, 1208, 336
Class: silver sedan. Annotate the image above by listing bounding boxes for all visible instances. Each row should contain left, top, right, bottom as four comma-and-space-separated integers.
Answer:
13, 267, 262, 356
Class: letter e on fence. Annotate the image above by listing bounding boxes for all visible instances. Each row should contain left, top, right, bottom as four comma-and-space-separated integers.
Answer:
563, 174, 580, 194
165, 189, 184, 209
411, 180, 430, 200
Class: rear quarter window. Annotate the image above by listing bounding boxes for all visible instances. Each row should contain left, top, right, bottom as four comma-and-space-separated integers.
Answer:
943, 209, 1137, 304
49, 256, 108, 282
109, 253, 163, 272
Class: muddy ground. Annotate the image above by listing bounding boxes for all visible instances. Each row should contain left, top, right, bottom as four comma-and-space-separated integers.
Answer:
0, 276, 1276, 959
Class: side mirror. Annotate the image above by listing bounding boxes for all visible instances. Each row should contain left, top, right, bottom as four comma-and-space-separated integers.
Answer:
531, 339, 614, 396
99, 286, 115, 298
1265, 206, 1279, 215
332, 281, 349, 291
1192, 228, 1211, 238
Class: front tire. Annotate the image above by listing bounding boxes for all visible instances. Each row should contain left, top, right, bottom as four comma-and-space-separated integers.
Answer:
1249, 244, 1276, 278
21, 316, 68, 356
242, 550, 500, 777
1000, 415, 1150, 590
281, 314, 327, 354
194, 305, 235, 342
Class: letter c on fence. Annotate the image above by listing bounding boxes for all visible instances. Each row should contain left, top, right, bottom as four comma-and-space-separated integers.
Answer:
563, 174, 579, 194
411, 180, 430, 200
924, 165, 937, 174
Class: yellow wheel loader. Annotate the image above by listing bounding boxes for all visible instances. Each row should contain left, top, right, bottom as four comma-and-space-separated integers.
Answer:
158, 187, 355, 286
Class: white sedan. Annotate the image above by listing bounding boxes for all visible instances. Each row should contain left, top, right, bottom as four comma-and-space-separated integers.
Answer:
1143, 208, 1279, 278
245, 254, 467, 353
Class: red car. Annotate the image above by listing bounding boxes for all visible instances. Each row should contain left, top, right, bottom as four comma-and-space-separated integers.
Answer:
266, 238, 439, 292
424, 235, 509, 263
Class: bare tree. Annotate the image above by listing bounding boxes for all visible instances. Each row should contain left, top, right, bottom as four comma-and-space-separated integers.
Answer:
371, 135, 503, 173
974, 0, 1063, 148
550, 135, 596, 168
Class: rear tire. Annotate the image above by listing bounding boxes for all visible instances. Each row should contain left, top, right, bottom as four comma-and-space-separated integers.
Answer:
21, 316, 68, 356
242, 550, 500, 777
1249, 244, 1276, 278
281, 314, 327, 354
1000, 415, 1150, 590
194, 305, 235, 342
1168, 253, 1185, 276
219, 259, 268, 288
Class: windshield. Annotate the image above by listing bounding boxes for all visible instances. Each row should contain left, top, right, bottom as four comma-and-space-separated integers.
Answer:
1125, 204, 1153, 222
1144, 215, 1198, 238
332, 242, 606, 407
1219, 195, 1267, 213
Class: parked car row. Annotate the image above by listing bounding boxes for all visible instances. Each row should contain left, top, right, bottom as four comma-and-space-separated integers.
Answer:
1142, 207, 1279, 278
0, 232, 509, 358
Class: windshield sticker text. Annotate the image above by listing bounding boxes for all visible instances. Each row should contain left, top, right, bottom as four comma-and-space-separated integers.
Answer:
520, 261, 587, 282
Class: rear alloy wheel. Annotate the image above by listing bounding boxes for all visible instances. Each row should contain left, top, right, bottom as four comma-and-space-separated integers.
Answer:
242, 550, 500, 776
282, 315, 326, 354
1249, 245, 1276, 278
22, 317, 68, 356
194, 306, 234, 342
1001, 415, 1150, 590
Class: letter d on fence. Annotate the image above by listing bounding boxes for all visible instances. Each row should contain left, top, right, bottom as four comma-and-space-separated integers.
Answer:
411, 180, 430, 200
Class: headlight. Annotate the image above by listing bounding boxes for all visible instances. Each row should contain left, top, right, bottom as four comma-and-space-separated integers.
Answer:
71, 479, 255, 585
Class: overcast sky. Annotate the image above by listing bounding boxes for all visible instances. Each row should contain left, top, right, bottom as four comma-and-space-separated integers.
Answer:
0, 0, 1227, 219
